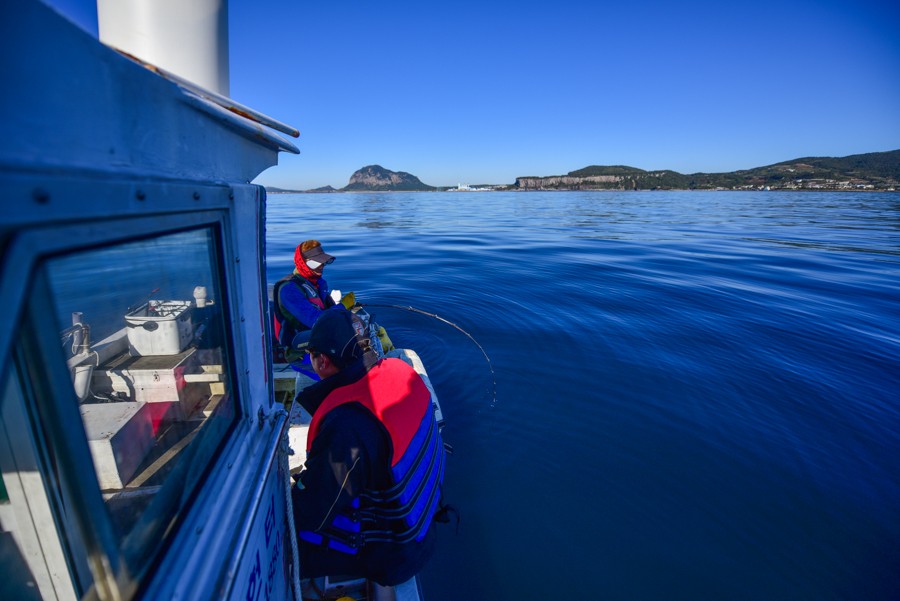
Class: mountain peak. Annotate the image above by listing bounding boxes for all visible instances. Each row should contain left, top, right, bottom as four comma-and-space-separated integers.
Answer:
344, 165, 435, 191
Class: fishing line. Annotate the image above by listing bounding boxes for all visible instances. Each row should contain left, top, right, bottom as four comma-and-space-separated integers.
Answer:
361, 303, 497, 405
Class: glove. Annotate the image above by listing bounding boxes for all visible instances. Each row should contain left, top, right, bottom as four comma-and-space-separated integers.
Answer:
340, 291, 356, 309
376, 325, 394, 352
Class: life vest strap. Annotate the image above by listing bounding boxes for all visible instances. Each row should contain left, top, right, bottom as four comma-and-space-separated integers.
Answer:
359, 424, 442, 520
358, 443, 446, 544
360, 411, 438, 504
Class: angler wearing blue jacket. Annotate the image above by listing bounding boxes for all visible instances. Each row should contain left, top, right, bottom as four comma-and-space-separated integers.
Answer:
273, 240, 335, 348
291, 307, 446, 586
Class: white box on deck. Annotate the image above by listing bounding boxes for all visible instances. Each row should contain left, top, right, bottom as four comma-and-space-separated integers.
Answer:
80, 402, 154, 490
125, 300, 193, 356
94, 348, 210, 421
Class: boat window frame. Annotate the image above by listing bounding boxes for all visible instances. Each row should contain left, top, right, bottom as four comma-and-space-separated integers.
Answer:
2, 206, 250, 597
1, 355, 88, 600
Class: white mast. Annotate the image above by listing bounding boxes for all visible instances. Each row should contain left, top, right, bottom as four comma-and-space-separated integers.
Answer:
97, 0, 230, 95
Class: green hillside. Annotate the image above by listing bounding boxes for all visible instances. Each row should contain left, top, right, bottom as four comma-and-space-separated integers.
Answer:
518, 150, 900, 191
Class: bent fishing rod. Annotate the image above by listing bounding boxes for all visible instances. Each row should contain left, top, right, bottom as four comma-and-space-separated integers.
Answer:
361, 302, 497, 405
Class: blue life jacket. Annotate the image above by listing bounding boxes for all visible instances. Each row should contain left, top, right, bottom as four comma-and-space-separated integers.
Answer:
299, 358, 445, 554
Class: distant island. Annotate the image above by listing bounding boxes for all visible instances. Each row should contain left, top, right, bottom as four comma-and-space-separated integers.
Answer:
265, 165, 435, 194
344, 165, 435, 191
265, 150, 900, 193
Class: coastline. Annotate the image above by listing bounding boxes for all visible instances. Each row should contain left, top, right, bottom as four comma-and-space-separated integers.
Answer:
267, 186, 899, 194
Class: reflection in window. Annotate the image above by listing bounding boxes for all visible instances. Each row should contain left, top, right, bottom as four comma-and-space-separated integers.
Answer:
45, 228, 237, 575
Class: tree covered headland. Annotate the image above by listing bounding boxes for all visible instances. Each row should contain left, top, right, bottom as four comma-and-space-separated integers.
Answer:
515, 150, 900, 191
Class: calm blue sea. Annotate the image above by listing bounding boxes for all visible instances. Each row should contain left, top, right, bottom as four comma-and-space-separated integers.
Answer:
266, 191, 900, 601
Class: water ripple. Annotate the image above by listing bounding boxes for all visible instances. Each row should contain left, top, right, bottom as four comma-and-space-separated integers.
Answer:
267, 191, 900, 600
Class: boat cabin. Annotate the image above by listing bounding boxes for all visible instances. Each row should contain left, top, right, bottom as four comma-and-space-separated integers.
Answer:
0, 1, 300, 599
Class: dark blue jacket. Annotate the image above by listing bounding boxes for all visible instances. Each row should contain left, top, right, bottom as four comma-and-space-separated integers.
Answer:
292, 352, 443, 585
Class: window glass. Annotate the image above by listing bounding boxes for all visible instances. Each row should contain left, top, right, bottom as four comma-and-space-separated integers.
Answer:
43, 227, 237, 573
1, 360, 90, 599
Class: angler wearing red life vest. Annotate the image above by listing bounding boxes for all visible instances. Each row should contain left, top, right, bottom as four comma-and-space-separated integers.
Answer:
291, 306, 446, 586
272, 239, 336, 350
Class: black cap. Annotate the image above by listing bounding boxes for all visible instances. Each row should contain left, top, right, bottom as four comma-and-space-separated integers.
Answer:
307, 307, 369, 366
301, 245, 336, 266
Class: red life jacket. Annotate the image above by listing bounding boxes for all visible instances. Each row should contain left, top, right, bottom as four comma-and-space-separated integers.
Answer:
308, 358, 429, 464
302, 358, 445, 554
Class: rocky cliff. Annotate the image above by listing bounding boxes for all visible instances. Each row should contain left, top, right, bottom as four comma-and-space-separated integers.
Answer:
515, 174, 625, 189
343, 165, 435, 191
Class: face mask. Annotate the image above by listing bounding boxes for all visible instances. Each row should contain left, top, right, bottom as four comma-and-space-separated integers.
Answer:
306, 259, 323, 269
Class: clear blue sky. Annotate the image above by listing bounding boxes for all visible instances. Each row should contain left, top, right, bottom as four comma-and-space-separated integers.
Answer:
45, 0, 900, 189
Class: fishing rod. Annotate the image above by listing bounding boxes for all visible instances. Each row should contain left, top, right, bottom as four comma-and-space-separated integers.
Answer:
127, 286, 161, 314
361, 303, 497, 406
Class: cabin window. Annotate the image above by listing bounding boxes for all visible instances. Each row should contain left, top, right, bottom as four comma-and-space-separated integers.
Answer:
35, 227, 238, 582
1, 359, 91, 599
